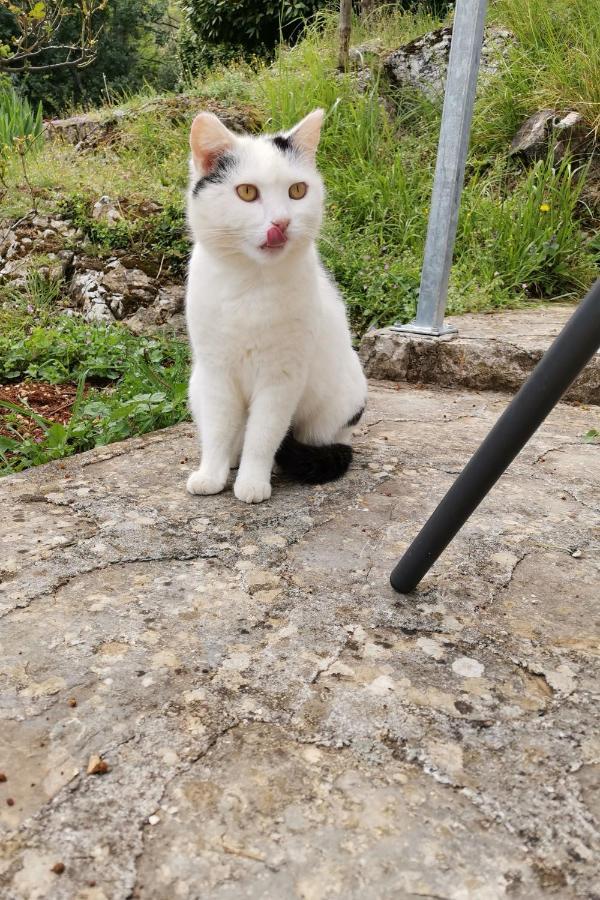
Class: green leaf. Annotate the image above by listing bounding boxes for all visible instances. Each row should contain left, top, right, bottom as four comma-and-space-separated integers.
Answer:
46, 422, 68, 449
29, 2, 46, 21
0, 398, 51, 430
0, 435, 18, 452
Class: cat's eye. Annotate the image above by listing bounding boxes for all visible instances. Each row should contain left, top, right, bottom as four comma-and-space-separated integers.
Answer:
289, 182, 307, 200
236, 184, 259, 202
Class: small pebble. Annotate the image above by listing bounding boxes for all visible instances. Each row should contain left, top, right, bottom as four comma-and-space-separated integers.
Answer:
148, 814, 160, 825
452, 656, 485, 678
87, 755, 110, 775
67, 698, 78, 708
51, 863, 65, 875
571, 549, 582, 558
0, 773, 6, 782
6, 798, 15, 806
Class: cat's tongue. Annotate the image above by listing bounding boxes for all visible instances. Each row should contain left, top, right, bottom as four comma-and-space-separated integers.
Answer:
265, 224, 287, 248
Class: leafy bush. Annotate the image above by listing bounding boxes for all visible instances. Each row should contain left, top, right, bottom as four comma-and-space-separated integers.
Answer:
182, 0, 329, 65
58, 194, 189, 276
0, 82, 42, 154
0, 299, 190, 475
2, 1, 180, 116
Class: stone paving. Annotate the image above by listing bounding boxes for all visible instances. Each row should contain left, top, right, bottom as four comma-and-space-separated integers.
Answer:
0, 381, 599, 899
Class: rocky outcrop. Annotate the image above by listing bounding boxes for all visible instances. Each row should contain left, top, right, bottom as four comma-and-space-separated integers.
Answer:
384, 25, 515, 99
43, 111, 126, 151
0, 209, 186, 335
0, 215, 80, 287
69, 260, 185, 333
359, 305, 600, 405
509, 109, 589, 161
44, 96, 262, 151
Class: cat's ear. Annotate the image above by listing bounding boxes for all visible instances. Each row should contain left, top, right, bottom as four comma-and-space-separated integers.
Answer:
287, 108, 324, 162
190, 112, 236, 175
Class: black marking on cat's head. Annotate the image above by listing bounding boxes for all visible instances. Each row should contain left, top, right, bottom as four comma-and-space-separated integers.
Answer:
192, 152, 236, 197
271, 134, 293, 154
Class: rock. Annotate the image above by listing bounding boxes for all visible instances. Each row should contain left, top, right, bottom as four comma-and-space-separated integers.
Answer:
0, 215, 82, 286
70, 271, 114, 323
92, 196, 124, 225
509, 109, 587, 161
86, 755, 110, 776
451, 657, 485, 678
384, 25, 515, 99
43, 110, 127, 151
102, 261, 155, 316
124, 283, 186, 336
349, 38, 383, 68
69, 259, 157, 323
43, 251, 73, 283
44, 97, 263, 152
0, 256, 31, 288
68, 259, 185, 332
359, 305, 600, 406
0, 210, 186, 333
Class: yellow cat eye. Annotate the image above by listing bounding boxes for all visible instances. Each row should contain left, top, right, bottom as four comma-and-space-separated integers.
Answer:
289, 181, 307, 200
236, 184, 259, 202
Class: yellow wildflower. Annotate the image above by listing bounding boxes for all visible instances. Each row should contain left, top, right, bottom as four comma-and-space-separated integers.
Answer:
539, 203, 551, 213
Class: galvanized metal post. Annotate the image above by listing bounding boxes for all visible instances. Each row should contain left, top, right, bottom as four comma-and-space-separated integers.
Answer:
392, 0, 489, 338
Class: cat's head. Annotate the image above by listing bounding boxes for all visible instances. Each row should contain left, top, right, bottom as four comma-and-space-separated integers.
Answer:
187, 109, 325, 264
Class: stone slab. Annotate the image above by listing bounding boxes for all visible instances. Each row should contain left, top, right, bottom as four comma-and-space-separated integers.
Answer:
0, 381, 599, 898
360, 305, 600, 404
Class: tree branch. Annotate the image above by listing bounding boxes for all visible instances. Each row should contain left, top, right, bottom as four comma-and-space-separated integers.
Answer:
0, 0, 107, 74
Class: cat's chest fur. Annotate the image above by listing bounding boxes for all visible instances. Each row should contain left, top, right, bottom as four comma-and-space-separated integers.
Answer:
186, 244, 320, 377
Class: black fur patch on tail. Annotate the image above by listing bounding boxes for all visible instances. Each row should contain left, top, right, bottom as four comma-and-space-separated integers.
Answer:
275, 432, 352, 484
346, 405, 365, 428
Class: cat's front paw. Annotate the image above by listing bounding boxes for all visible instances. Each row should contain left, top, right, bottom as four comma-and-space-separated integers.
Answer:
234, 476, 272, 504
187, 469, 227, 496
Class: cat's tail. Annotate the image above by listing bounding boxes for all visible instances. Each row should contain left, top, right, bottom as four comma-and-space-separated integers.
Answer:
275, 432, 352, 484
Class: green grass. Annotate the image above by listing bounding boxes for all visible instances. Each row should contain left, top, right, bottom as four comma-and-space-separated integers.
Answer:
492, 0, 600, 135
251, 6, 598, 327
0, 279, 190, 476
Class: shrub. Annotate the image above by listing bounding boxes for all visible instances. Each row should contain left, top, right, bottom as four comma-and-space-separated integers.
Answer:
58, 194, 189, 276
182, 0, 329, 66
0, 82, 42, 155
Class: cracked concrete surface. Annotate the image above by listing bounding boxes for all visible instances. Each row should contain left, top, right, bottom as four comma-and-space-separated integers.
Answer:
0, 381, 599, 899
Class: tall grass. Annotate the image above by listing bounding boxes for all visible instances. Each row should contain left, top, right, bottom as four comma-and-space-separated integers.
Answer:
493, 0, 600, 134
252, 7, 597, 328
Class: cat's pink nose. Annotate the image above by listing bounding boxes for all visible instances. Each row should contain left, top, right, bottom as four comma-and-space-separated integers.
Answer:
272, 218, 290, 233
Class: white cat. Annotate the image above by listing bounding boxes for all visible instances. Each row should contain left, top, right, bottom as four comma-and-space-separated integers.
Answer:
185, 108, 367, 504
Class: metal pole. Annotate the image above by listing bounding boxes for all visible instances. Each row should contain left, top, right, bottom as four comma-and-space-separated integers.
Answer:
392, 0, 489, 338
390, 278, 600, 594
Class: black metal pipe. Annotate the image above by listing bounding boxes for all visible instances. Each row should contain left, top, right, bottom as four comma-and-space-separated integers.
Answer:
390, 278, 600, 594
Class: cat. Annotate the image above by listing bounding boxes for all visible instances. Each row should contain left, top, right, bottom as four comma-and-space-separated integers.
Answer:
185, 108, 367, 504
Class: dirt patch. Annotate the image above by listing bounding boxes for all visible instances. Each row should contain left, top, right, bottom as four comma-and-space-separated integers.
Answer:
0, 382, 79, 443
